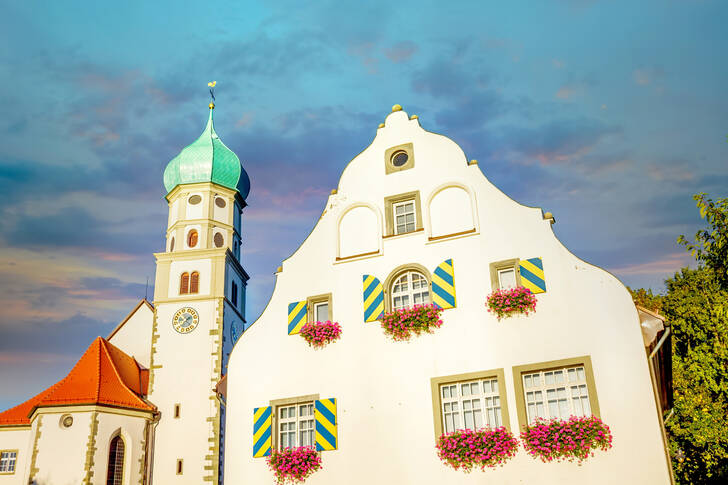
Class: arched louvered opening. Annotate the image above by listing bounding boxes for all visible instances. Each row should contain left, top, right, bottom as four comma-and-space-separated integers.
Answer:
180, 272, 190, 295
106, 434, 125, 485
187, 230, 198, 248
190, 271, 200, 294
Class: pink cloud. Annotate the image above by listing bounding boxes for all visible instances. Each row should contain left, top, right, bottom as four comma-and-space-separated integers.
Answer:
609, 252, 693, 276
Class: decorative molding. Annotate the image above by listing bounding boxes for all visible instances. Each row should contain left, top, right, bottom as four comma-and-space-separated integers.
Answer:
28, 415, 43, 482
82, 411, 99, 484
148, 307, 161, 394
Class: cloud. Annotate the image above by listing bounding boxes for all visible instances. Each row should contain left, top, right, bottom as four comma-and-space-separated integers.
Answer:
609, 252, 694, 276
633, 67, 665, 86
384, 41, 418, 63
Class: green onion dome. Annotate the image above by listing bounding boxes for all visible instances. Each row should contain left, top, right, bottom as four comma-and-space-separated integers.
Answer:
163, 107, 250, 199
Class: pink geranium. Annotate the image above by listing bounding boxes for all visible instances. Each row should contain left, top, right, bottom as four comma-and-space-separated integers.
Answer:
436, 427, 519, 472
520, 415, 613, 463
486, 286, 537, 320
380, 303, 443, 341
299, 320, 342, 349
266, 446, 322, 484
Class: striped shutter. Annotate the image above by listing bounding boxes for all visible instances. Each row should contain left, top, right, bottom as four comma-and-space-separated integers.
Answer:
519, 257, 546, 294
287, 301, 307, 335
315, 398, 338, 451
253, 406, 272, 457
432, 259, 456, 309
362, 275, 384, 322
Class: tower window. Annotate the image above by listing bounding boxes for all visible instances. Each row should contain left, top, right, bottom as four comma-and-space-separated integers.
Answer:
176, 459, 183, 475
106, 435, 125, 485
174, 404, 181, 418
170, 237, 175, 252
187, 230, 198, 248
180, 272, 190, 295
215, 197, 227, 208
231, 281, 238, 307
188, 195, 202, 205
214, 232, 224, 248
190, 272, 200, 294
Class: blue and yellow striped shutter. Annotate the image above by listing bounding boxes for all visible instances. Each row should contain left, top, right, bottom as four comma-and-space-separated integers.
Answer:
362, 275, 384, 322
287, 301, 307, 335
315, 398, 338, 451
432, 259, 456, 309
519, 257, 546, 294
253, 406, 272, 458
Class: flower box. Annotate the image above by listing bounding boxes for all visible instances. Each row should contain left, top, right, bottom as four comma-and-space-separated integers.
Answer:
380, 303, 443, 341
486, 286, 537, 320
520, 415, 613, 463
299, 320, 342, 349
436, 427, 519, 472
266, 446, 322, 484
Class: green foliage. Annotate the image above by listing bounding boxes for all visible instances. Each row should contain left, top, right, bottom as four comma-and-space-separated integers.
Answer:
627, 286, 663, 313
678, 193, 728, 290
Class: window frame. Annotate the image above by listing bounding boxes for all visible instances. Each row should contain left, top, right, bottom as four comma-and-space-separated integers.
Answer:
384, 142, 415, 174
430, 369, 510, 439
489, 258, 521, 290
179, 272, 190, 295
392, 200, 417, 235
382, 263, 431, 313
306, 293, 332, 323
512, 356, 601, 429
0, 449, 18, 475
383, 191, 423, 237
269, 394, 320, 451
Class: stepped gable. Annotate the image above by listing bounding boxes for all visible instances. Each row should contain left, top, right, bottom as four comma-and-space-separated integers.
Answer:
0, 337, 154, 426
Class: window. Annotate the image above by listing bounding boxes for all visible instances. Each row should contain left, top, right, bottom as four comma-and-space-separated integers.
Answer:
187, 230, 198, 248
215, 197, 227, 208
170, 237, 175, 252
180, 272, 190, 295
174, 404, 181, 419
391, 271, 429, 310
513, 356, 601, 428
214, 232, 224, 248
60, 414, 73, 428
0, 450, 17, 474
306, 293, 332, 323
278, 402, 315, 449
106, 435, 124, 485
188, 195, 202, 205
393, 200, 416, 235
489, 259, 520, 290
383, 191, 423, 237
384, 142, 415, 174
231, 281, 238, 307
430, 369, 510, 438
176, 459, 183, 475
189, 271, 199, 294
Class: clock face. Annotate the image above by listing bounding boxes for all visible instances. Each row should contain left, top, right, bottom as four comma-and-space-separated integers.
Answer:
172, 307, 199, 334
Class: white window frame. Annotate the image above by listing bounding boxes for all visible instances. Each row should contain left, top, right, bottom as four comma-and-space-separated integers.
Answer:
0, 450, 16, 474
393, 200, 417, 235
313, 301, 329, 323
277, 402, 315, 450
497, 267, 517, 289
390, 270, 430, 310
440, 378, 502, 434
522, 366, 592, 423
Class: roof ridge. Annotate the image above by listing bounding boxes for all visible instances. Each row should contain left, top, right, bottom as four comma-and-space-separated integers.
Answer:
100, 339, 151, 409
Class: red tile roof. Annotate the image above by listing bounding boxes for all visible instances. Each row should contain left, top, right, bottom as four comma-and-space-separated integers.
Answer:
0, 337, 154, 426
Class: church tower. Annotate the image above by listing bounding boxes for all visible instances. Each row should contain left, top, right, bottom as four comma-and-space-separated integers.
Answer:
149, 99, 249, 484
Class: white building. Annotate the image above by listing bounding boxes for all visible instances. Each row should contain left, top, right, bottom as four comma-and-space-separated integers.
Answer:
0, 102, 672, 484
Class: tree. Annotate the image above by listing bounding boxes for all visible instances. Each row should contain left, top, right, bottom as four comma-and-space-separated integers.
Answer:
678, 193, 728, 289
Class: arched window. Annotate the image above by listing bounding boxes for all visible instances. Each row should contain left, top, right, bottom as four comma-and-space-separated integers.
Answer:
390, 270, 430, 310
187, 230, 198, 248
189, 272, 199, 294
106, 434, 124, 485
180, 272, 190, 295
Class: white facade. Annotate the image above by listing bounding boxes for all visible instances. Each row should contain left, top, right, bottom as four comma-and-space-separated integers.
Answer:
224, 108, 672, 483
108, 300, 154, 369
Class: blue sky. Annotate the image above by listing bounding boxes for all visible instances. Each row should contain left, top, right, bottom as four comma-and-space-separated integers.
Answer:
0, 0, 726, 410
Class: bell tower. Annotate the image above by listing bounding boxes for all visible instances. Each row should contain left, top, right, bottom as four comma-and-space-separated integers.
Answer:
148, 96, 249, 484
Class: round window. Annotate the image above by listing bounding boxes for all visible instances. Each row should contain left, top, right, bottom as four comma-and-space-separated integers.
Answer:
214, 232, 224, 248
60, 414, 73, 428
215, 197, 226, 208
188, 195, 202, 205
391, 150, 409, 167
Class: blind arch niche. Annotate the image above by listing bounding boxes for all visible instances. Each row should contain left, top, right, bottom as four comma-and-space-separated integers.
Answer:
427, 185, 476, 239
337, 204, 381, 259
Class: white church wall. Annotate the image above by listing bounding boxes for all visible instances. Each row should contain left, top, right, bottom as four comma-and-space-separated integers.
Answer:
108, 300, 154, 368
213, 194, 230, 225
0, 427, 30, 485
224, 109, 671, 484
91, 411, 148, 485
185, 192, 205, 220
31, 411, 92, 485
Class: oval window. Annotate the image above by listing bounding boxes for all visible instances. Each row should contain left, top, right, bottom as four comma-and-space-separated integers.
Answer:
188, 195, 202, 205
170, 237, 175, 252
187, 230, 198, 248
215, 197, 226, 208
391, 151, 409, 167
214, 232, 224, 248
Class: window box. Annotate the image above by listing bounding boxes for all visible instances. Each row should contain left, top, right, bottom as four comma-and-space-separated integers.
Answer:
436, 427, 519, 472
299, 321, 342, 349
266, 446, 322, 484
520, 415, 613, 463
486, 286, 537, 320
380, 303, 443, 341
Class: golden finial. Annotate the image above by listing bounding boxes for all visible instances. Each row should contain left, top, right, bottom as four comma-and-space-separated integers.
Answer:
378, 123, 385, 128
410, 114, 418, 120
469, 159, 478, 165
392, 104, 402, 112
208, 81, 217, 109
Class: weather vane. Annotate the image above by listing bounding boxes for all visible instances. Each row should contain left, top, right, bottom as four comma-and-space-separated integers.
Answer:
208, 80, 216, 109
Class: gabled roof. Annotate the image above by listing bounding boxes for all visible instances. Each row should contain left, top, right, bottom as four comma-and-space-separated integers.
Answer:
107, 298, 154, 340
0, 337, 154, 426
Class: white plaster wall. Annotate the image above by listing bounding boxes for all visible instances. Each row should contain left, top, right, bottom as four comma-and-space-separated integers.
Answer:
168, 199, 179, 227
168, 259, 212, 297
108, 302, 153, 368
91, 412, 147, 485
428, 185, 474, 238
0, 428, 30, 485
32, 411, 91, 485
224, 109, 671, 484
185, 193, 205, 220
149, 298, 222, 484
338, 205, 380, 258
213, 195, 229, 225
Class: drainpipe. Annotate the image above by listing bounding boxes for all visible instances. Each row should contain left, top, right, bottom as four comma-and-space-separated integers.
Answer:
144, 411, 161, 485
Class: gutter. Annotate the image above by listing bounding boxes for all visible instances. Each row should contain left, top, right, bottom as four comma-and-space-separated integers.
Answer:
144, 411, 161, 485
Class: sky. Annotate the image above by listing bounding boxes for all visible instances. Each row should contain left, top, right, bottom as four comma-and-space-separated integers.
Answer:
0, 0, 726, 410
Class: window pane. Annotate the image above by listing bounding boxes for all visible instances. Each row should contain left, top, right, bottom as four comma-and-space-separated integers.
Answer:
445, 414, 454, 433
554, 370, 565, 384
498, 268, 517, 289
442, 387, 450, 399
545, 372, 554, 386
461, 384, 470, 396
315, 303, 328, 322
